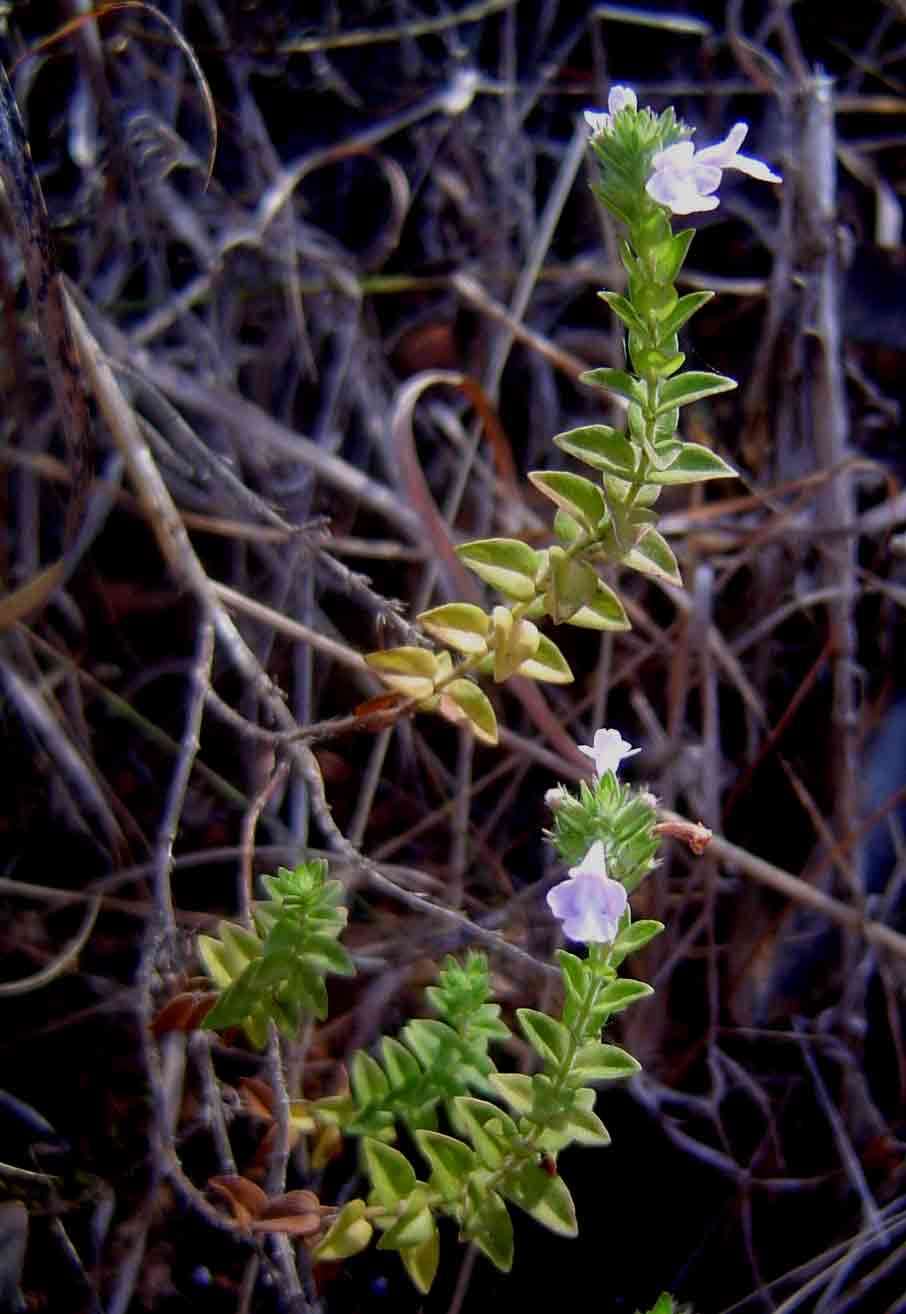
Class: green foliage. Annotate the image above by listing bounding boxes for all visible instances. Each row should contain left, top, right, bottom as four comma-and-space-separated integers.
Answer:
198, 860, 353, 1048
548, 772, 661, 891
301, 924, 662, 1294
312, 952, 509, 1140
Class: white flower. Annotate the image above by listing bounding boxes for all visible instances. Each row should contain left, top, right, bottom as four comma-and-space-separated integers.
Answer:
584, 85, 637, 138
646, 122, 781, 215
578, 728, 640, 778
546, 841, 628, 944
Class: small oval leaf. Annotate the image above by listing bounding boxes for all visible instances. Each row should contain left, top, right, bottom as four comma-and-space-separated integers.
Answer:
554, 424, 638, 478
418, 603, 490, 654
456, 539, 541, 601
516, 633, 574, 684
644, 442, 738, 484
655, 371, 736, 412
528, 470, 606, 530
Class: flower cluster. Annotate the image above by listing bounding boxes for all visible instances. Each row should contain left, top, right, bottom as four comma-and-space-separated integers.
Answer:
546, 729, 652, 945
585, 85, 781, 216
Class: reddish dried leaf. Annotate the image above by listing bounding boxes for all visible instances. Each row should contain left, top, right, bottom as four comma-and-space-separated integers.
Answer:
151, 991, 217, 1037
249, 1212, 322, 1237
208, 1175, 268, 1225
239, 1077, 275, 1120
353, 692, 408, 724
259, 1189, 320, 1220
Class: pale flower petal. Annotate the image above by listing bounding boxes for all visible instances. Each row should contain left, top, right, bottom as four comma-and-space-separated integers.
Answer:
584, 86, 637, 139
584, 109, 611, 137
608, 85, 637, 116
646, 121, 780, 215
546, 841, 628, 944
577, 728, 640, 778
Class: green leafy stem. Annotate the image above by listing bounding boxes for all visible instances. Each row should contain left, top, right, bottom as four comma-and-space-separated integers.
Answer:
365, 211, 737, 745
310, 920, 664, 1292
196, 862, 664, 1293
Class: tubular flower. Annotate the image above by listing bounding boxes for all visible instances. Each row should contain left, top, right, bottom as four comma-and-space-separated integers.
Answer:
578, 728, 640, 778
546, 841, 628, 944
584, 85, 637, 138
645, 122, 781, 215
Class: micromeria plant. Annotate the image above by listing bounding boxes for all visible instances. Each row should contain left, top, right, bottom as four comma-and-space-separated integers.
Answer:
363, 86, 780, 746
190, 90, 779, 1296
198, 732, 663, 1291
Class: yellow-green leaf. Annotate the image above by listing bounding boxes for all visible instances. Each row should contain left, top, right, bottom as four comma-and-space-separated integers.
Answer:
366, 647, 438, 699
527, 470, 606, 531
564, 581, 630, 631
644, 442, 737, 484
418, 603, 490, 654
492, 608, 540, 683
624, 528, 682, 586
399, 1222, 440, 1293
516, 633, 573, 684
441, 679, 498, 745
554, 424, 637, 479
456, 539, 541, 601
312, 1200, 373, 1261
543, 548, 598, 623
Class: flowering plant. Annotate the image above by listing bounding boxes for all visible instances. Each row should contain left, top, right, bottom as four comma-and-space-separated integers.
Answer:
195, 732, 666, 1293
361, 86, 780, 745
183, 85, 777, 1299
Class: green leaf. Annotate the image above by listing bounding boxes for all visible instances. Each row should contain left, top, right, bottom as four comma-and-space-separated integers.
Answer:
571, 1042, 641, 1082
580, 367, 645, 405
381, 1036, 421, 1088
197, 935, 234, 990
558, 1104, 612, 1147
365, 647, 438, 699
295, 932, 355, 976
553, 424, 638, 479
655, 371, 736, 413
610, 918, 665, 966
416, 1130, 477, 1199
502, 1161, 578, 1237
624, 528, 682, 586
644, 442, 738, 484
517, 1009, 571, 1066
592, 979, 654, 1017
351, 1052, 390, 1106
528, 470, 606, 530
312, 1200, 373, 1261
656, 290, 714, 340
418, 603, 490, 654
378, 1200, 435, 1251
553, 510, 583, 544
564, 580, 630, 632
543, 548, 599, 624
464, 1186, 514, 1271
441, 679, 499, 745
362, 1140, 417, 1207
597, 290, 647, 336
652, 228, 694, 284
450, 1097, 519, 1169
516, 633, 574, 684
218, 923, 263, 975
399, 1225, 439, 1294
491, 610, 540, 682
402, 1018, 449, 1070
487, 1072, 535, 1115
456, 539, 541, 601
556, 949, 589, 997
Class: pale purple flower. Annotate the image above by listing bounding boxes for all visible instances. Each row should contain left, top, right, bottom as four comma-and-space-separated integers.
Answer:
584, 85, 637, 138
646, 122, 781, 216
578, 728, 640, 778
546, 842, 628, 944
